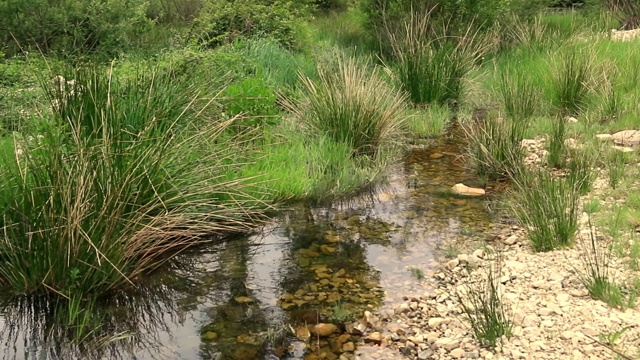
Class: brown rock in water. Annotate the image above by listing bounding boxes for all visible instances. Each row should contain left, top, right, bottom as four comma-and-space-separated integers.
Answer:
342, 342, 355, 352
311, 323, 338, 337
201, 331, 218, 341
451, 183, 485, 197
295, 326, 311, 341
233, 296, 254, 304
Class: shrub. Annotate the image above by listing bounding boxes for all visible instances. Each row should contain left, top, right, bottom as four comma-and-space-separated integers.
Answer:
0, 0, 152, 55
285, 56, 408, 157
361, 0, 513, 38
147, 0, 204, 24
192, 0, 308, 50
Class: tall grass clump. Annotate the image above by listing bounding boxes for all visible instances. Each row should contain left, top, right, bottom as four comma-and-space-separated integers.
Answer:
607, 149, 629, 189
0, 66, 266, 300
547, 115, 568, 168
550, 49, 595, 115
384, 6, 487, 107
510, 168, 581, 252
285, 56, 408, 157
567, 146, 598, 196
464, 115, 528, 180
456, 255, 512, 349
497, 65, 539, 121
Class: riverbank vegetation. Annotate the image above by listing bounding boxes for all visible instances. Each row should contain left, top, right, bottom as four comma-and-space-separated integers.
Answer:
2, 0, 640, 357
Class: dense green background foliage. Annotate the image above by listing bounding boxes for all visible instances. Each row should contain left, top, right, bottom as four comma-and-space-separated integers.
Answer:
0, 0, 152, 55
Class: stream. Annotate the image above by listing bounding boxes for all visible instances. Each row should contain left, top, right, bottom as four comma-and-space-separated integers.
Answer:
0, 134, 504, 360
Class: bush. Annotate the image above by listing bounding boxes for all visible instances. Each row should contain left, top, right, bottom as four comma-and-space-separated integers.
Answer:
361, 0, 514, 43
0, 0, 152, 55
285, 56, 408, 157
192, 0, 309, 50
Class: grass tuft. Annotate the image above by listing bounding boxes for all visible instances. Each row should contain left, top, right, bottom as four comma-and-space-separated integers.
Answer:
285, 56, 408, 157
464, 115, 527, 180
550, 49, 595, 115
456, 255, 512, 350
384, 6, 487, 107
509, 168, 582, 252
497, 64, 539, 121
576, 217, 636, 309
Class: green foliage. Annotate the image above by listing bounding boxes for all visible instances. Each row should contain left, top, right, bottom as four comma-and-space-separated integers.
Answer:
312, 0, 350, 11
403, 105, 452, 138
192, 0, 309, 50
606, 149, 629, 190
236, 129, 386, 201
147, 0, 204, 24
286, 56, 408, 157
567, 147, 597, 195
407, 266, 425, 281
576, 221, 636, 309
360, 0, 513, 36
234, 38, 317, 92
547, 116, 568, 168
221, 76, 280, 133
0, 0, 152, 55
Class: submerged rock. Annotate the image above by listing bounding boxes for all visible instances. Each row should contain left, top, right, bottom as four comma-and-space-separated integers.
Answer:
233, 296, 254, 304
201, 331, 218, 341
451, 183, 485, 197
311, 323, 338, 337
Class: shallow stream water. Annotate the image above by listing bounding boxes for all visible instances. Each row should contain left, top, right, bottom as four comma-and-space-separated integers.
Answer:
0, 134, 504, 360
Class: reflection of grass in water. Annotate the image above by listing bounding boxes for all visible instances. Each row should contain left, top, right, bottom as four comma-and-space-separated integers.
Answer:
328, 302, 358, 323
407, 266, 425, 281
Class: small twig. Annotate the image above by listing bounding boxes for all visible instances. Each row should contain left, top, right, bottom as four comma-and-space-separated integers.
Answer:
584, 334, 635, 360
